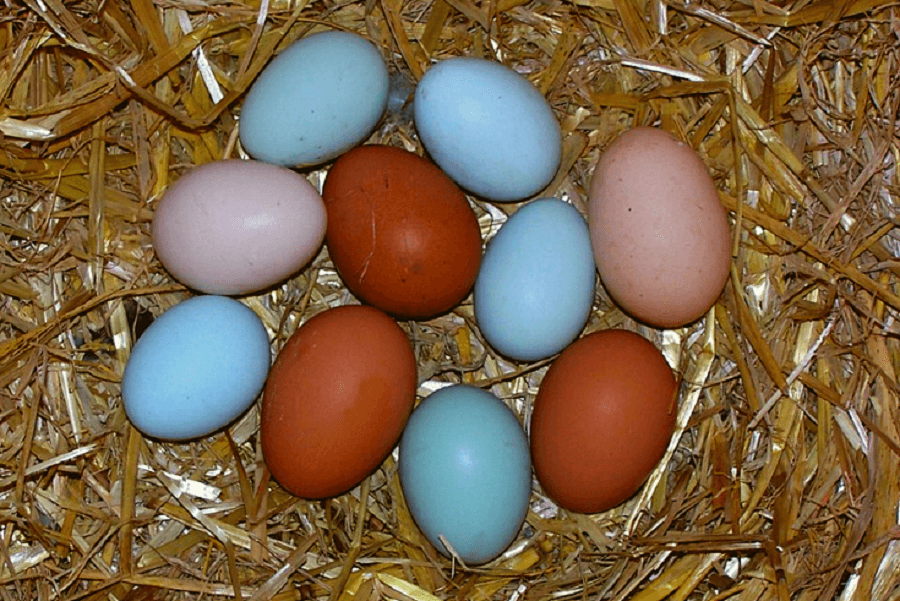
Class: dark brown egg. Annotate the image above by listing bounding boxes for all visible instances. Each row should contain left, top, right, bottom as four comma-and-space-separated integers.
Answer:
261, 305, 417, 499
322, 145, 483, 320
530, 329, 677, 514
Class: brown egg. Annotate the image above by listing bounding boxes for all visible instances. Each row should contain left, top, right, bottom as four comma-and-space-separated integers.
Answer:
261, 305, 417, 499
322, 145, 483, 320
589, 127, 732, 328
530, 329, 677, 514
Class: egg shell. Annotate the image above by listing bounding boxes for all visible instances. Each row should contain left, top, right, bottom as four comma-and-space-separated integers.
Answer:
261, 305, 417, 499
121, 295, 270, 441
239, 30, 389, 167
399, 385, 531, 565
414, 57, 561, 202
474, 198, 596, 361
530, 329, 677, 514
152, 160, 326, 295
588, 127, 732, 328
322, 145, 482, 320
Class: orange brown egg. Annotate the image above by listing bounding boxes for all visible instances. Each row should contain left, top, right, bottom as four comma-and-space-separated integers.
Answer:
530, 329, 678, 514
261, 305, 417, 499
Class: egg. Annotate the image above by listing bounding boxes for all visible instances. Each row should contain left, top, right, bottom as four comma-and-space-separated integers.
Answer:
152, 160, 326, 295
121, 295, 270, 441
474, 198, 595, 361
414, 57, 561, 202
261, 305, 416, 499
530, 329, 677, 514
322, 145, 482, 320
399, 385, 531, 565
588, 127, 732, 328
239, 30, 389, 167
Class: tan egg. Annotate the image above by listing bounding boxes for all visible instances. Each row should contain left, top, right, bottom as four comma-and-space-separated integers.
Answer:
588, 127, 732, 328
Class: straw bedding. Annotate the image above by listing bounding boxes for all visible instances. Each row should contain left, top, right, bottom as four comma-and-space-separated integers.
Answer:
1, 0, 899, 599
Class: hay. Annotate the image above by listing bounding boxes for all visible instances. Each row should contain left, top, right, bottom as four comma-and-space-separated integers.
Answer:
1, 0, 899, 599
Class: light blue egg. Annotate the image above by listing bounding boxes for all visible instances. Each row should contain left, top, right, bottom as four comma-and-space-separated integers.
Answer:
239, 30, 389, 167
413, 57, 561, 202
398, 385, 531, 565
122, 296, 270, 441
474, 198, 595, 361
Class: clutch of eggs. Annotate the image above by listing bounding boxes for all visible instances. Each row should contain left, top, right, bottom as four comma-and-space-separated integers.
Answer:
137, 26, 743, 549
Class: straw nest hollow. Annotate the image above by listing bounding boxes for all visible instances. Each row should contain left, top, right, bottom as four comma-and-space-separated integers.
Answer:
1, 0, 899, 600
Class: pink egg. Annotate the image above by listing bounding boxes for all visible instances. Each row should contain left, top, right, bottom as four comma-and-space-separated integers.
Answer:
152, 160, 326, 295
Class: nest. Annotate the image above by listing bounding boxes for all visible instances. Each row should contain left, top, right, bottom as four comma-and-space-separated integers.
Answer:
2, 0, 899, 599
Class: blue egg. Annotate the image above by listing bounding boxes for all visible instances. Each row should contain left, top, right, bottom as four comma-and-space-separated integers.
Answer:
239, 30, 389, 167
474, 198, 596, 361
122, 296, 270, 441
398, 385, 531, 565
413, 57, 561, 202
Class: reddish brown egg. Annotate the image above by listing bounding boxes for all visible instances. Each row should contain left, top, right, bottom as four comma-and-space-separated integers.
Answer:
322, 145, 483, 320
530, 329, 677, 514
261, 305, 417, 499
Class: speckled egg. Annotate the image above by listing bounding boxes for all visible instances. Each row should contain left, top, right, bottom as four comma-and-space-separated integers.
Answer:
589, 127, 732, 328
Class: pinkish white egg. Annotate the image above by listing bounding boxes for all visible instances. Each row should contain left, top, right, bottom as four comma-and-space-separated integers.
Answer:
152, 160, 326, 295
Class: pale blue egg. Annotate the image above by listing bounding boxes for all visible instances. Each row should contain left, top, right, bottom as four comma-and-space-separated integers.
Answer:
398, 385, 531, 565
474, 198, 595, 361
239, 30, 389, 167
122, 296, 270, 441
413, 57, 561, 202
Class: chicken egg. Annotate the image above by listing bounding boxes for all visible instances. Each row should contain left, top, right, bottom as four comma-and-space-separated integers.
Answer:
530, 329, 677, 514
589, 127, 732, 328
260, 305, 417, 499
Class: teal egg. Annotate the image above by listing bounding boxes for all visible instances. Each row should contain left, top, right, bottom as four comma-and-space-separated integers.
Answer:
239, 30, 389, 167
414, 57, 561, 202
398, 385, 531, 565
